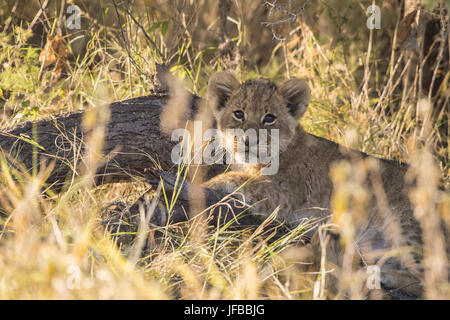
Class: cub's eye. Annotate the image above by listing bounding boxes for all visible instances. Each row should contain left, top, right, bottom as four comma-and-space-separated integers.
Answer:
232, 110, 245, 121
262, 114, 277, 125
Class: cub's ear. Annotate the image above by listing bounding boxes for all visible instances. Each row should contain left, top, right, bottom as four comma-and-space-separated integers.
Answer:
207, 72, 240, 110
278, 78, 311, 119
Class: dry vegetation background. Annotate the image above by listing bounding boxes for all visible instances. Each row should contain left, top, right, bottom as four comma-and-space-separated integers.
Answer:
0, 0, 449, 299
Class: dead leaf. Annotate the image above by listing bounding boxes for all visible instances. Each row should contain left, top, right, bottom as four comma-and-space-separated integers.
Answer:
39, 35, 69, 82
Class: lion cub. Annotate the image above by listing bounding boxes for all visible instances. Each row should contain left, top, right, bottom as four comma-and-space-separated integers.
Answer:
200, 72, 428, 298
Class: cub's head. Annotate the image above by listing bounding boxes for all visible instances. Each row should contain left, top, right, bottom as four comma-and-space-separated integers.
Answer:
207, 72, 310, 154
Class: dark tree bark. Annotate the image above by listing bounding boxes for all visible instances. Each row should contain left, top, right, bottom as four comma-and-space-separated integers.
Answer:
0, 93, 202, 189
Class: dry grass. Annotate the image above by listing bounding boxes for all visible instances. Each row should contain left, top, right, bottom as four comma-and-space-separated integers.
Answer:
0, 0, 448, 299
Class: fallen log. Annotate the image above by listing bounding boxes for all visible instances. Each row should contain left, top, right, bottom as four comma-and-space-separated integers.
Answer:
0, 93, 204, 189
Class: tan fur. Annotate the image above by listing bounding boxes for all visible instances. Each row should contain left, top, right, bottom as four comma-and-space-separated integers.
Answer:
203, 72, 432, 298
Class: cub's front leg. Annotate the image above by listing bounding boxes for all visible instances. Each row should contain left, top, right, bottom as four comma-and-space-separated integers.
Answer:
143, 170, 263, 227
202, 171, 275, 216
